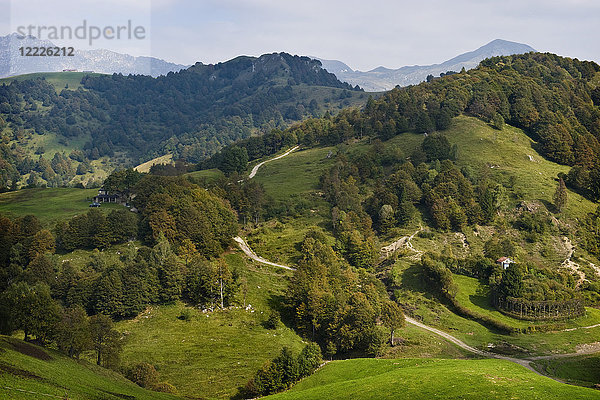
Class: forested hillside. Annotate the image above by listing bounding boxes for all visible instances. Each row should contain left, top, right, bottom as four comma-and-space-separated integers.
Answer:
0, 53, 365, 189
210, 53, 600, 201
202, 53, 600, 318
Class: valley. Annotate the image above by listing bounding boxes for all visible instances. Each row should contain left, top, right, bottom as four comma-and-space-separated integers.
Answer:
0, 50, 600, 400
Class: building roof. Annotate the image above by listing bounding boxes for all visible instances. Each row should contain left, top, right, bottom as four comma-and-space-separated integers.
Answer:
496, 257, 514, 263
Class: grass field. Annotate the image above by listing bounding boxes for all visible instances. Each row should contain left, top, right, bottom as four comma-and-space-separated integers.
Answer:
533, 355, 600, 387
116, 253, 306, 399
0, 336, 179, 400
0, 71, 105, 92
134, 154, 174, 173
247, 115, 596, 266
264, 358, 600, 400
186, 168, 226, 185
0, 187, 124, 225
253, 146, 337, 201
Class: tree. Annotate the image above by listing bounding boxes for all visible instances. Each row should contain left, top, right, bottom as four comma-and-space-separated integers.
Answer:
90, 314, 123, 368
23, 254, 56, 285
275, 347, 300, 388
177, 238, 198, 268
553, 177, 568, 212
500, 263, 524, 298
0, 282, 60, 342
151, 232, 183, 302
378, 204, 395, 233
216, 259, 234, 308
415, 111, 435, 133
381, 301, 405, 345
54, 306, 91, 358
127, 362, 159, 388
491, 112, 504, 130
297, 343, 322, 378
219, 146, 248, 175
28, 229, 55, 259
421, 134, 451, 161
93, 268, 124, 317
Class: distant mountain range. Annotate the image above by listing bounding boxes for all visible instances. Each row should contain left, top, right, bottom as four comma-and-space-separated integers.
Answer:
316, 39, 536, 91
0, 33, 189, 78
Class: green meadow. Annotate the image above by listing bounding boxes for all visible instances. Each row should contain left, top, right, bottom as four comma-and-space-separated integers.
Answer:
0, 71, 105, 92
0, 336, 179, 400
264, 358, 600, 400
115, 253, 306, 399
0, 187, 124, 225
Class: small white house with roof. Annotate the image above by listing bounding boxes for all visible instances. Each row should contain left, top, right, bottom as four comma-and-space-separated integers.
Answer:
496, 257, 514, 270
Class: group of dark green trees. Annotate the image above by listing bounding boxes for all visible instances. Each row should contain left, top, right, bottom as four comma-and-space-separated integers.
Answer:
285, 230, 404, 358
241, 344, 322, 398
0, 169, 244, 376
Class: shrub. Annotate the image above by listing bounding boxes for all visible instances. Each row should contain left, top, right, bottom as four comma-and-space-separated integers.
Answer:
126, 362, 159, 389
153, 382, 177, 394
297, 343, 322, 378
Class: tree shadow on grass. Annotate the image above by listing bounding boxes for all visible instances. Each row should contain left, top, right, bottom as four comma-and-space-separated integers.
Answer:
399, 264, 435, 297
469, 283, 495, 312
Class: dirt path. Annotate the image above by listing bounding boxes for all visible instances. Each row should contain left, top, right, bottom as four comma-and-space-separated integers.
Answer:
561, 236, 586, 287
404, 316, 600, 383
233, 236, 296, 271
235, 220, 595, 385
380, 226, 423, 260
248, 146, 299, 179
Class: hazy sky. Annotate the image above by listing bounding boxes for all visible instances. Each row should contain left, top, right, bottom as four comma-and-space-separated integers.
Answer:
1, 0, 599, 70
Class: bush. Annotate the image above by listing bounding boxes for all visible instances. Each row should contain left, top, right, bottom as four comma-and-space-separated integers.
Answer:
126, 362, 159, 389
241, 344, 322, 398
153, 382, 177, 394
297, 343, 322, 378
417, 230, 435, 239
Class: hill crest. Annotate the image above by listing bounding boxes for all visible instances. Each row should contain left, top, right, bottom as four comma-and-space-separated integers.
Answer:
317, 39, 536, 91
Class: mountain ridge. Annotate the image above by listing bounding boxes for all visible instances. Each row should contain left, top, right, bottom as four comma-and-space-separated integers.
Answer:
317, 39, 536, 91
0, 33, 189, 78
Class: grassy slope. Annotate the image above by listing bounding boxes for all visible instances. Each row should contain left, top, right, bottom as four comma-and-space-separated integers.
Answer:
116, 253, 306, 399
533, 355, 600, 387
248, 115, 597, 266
0, 336, 179, 400
241, 115, 600, 357
0, 187, 124, 225
265, 358, 600, 400
186, 168, 226, 185
134, 154, 174, 173
448, 115, 596, 218
248, 141, 388, 264
248, 146, 338, 264
289, 86, 370, 112
0, 72, 105, 92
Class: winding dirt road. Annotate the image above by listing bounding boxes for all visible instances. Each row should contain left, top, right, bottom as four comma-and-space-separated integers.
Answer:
234, 146, 303, 269
235, 233, 598, 384
404, 316, 542, 376
248, 146, 299, 179
233, 236, 296, 271
235, 149, 599, 385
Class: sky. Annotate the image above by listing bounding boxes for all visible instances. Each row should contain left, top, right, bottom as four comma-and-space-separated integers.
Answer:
1, 0, 599, 71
